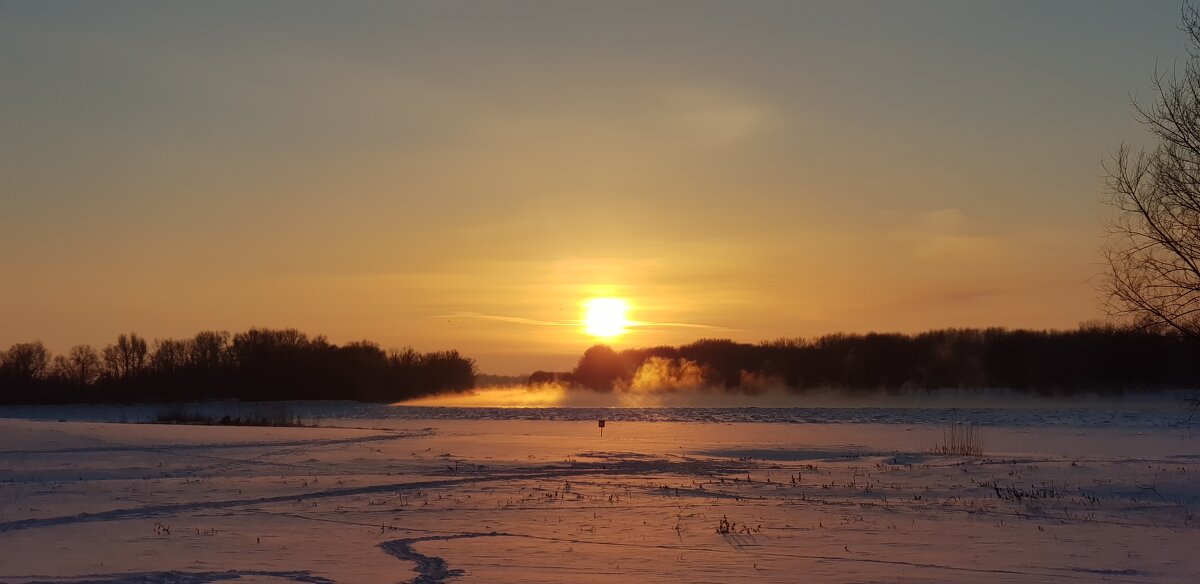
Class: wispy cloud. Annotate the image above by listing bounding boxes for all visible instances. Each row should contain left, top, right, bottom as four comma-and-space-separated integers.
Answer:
894, 208, 1005, 261
435, 312, 573, 327
658, 87, 774, 147
436, 312, 729, 332
634, 321, 730, 331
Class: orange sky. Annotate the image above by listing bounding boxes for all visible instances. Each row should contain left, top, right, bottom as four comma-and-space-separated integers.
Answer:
0, 2, 1185, 373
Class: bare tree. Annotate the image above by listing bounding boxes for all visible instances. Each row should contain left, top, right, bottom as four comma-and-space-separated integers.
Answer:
0, 342, 51, 381
1103, 3, 1200, 337
103, 333, 148, 379
151, 338, 191, 374
53, 344, 102, 385
189, 331, 229, 370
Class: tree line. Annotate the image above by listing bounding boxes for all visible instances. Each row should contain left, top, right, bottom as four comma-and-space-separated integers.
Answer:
557, 324, 1200, 395
0, 328, 476, 404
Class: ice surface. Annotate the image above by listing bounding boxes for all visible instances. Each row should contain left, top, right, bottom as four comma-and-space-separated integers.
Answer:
0, 409, 1198, 583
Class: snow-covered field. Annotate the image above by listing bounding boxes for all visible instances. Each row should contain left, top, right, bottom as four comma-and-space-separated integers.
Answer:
1, 410, 1198, 583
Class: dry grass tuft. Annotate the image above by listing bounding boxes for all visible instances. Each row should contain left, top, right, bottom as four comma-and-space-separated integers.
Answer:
935, 422, 982, 456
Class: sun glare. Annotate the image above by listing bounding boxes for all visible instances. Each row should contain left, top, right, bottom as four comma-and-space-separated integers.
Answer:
582, 297, 631, 338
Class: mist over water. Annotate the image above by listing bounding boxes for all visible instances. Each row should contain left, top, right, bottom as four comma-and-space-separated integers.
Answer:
404, 380, 1198, 409
386, 383, 1200, 430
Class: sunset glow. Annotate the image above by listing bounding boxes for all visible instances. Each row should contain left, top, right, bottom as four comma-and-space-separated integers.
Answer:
3, 3, 1199, 582
582, 298, 631, 338
0, 3, 1181, 377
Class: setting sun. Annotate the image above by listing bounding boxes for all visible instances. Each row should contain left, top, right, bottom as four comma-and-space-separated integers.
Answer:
582, 297, 631, 338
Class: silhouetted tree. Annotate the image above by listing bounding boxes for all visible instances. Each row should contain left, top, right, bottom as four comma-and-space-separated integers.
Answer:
0, 328, 476, 404
103, 333, 148, 380
573, 345, 630, 390
53, 344, 102, 386
1103, 2, 1200, 337
190, 331, 230, 370
151, 338, 191, 375
9, 325, 1199, 404
564, 327, 1200, 396
0, 341, 52, 403
1, 341, 51, 382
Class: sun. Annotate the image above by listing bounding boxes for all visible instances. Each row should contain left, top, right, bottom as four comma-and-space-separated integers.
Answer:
582, 297, 631, 338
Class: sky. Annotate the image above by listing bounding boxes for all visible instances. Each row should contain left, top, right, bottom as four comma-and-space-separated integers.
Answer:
0, 1, 1190, 374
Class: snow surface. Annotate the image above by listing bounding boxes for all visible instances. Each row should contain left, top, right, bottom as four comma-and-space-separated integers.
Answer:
1, 413, 1198, 583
